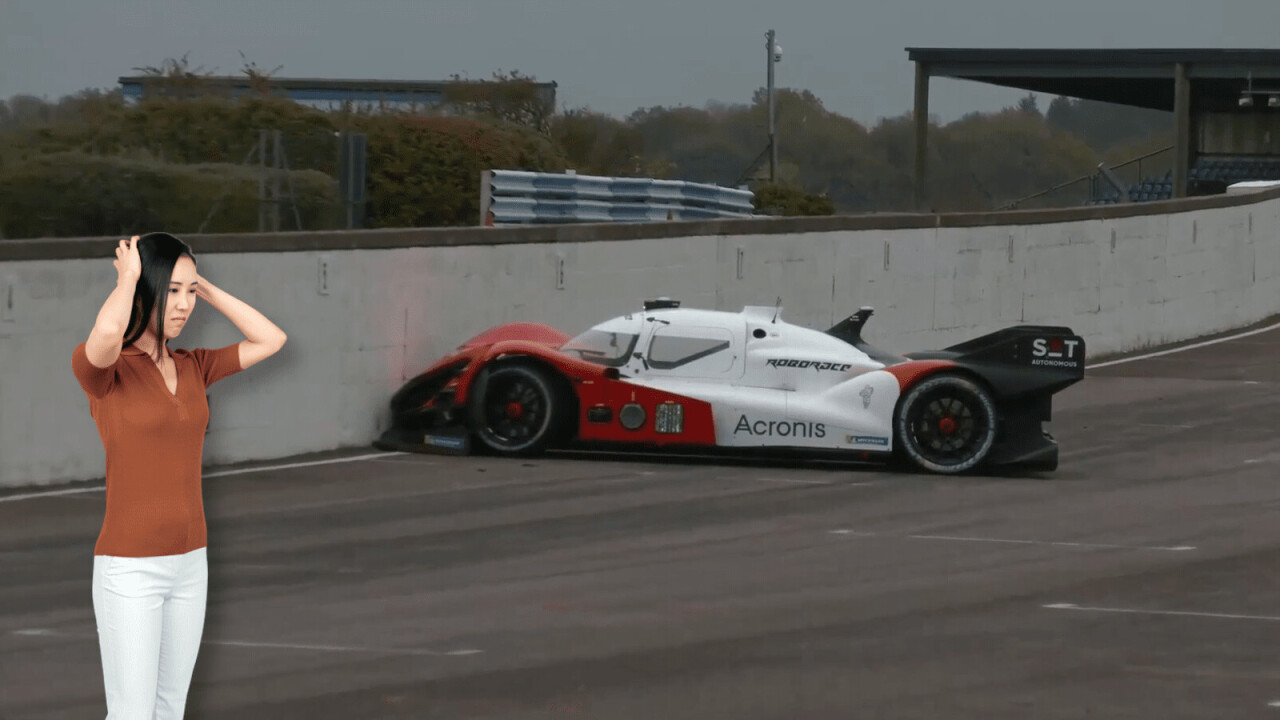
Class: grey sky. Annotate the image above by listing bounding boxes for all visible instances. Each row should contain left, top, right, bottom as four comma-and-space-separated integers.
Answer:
2, 0, 1277, 126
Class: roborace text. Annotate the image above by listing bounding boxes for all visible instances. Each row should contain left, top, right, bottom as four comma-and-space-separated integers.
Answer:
765, 359, 852, 372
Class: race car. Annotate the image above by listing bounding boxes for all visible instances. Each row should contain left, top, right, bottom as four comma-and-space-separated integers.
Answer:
374, 299, 1085, 474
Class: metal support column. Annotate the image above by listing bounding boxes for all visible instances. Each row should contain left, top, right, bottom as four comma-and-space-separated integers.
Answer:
1173, 62, 1191, 199
913, 62, 930, 210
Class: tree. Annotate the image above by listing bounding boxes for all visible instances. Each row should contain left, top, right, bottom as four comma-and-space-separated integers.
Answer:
129, 53, 221, 99
2, 95, 52, 127
550, 109, 650, 176
1045, 96, 1172, 152
442, 70, 555, 134
239, 52, 283, 98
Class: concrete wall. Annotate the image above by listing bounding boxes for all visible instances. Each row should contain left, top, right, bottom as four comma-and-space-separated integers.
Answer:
3, 190, 1279, 488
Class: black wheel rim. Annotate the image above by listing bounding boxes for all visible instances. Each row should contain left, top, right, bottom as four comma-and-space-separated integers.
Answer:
908, 388, 990, 467
480, 374, 548, 447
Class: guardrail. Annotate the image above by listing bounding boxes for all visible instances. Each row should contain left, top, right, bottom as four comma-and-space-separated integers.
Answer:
480, 170, 756, 225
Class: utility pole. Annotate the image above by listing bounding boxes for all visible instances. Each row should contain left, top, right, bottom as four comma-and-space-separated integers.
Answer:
766, 29, 778, 183
257, 130, 267, 232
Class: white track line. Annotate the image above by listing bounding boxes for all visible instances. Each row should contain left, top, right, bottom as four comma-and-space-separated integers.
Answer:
1243, 452, 1280, 465
755, 477, 837, 486
10, 628, 480, 656
0, 452, 406, 503
828, 530, 1194, 552
1086, 320, 1280, 369
0, 486, 104, 503
203, 452, 404, 478
1044, 603, 1280, 622
910, 534, 1194, 551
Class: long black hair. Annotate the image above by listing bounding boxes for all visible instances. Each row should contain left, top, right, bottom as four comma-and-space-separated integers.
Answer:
122, 232, 195, 356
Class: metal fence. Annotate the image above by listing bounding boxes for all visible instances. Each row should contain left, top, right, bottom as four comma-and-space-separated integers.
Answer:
481, 170, 756, 225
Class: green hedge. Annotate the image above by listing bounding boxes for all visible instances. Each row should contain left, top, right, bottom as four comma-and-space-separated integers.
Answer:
751, 182, 836, 216
0, 95, 574, 236
351, 113, 568, 227
0, 152, 339, 238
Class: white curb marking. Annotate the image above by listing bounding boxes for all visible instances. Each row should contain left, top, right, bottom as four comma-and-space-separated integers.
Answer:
909, 534, 1194, 551
11, 628, 479, 656
0, 486, 105, 503
0, 452, 406, 503
828, 531, 1194, 552
1044, 603, 1280, 622
203, 452, 405, 478
1087, 321, 1280, 370
756, 477, 836, 486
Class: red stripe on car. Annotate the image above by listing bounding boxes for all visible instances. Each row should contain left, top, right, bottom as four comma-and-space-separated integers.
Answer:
883, 360, 957, 391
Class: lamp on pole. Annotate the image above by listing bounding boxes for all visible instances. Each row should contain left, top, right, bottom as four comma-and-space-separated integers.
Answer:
766, 29, 781, 182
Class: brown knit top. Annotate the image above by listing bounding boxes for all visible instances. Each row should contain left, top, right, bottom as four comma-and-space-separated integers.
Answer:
72, 342, 242, 557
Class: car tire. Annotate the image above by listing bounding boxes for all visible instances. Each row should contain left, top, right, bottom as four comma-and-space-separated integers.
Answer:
469, 362, 570, 456
894, 373, 997, 475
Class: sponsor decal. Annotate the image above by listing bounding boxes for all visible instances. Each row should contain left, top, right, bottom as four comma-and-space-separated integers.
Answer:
423, 434, 467, 450
734, 414, 826, 439
851, 435, 889, 447
859, 385, 874, 409
766, 358, 853, 372
1030, 337, 1082, 367
1030, 358, 1080, 368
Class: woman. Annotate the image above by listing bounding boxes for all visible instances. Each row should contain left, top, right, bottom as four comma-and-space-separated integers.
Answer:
71, 232, 287, 719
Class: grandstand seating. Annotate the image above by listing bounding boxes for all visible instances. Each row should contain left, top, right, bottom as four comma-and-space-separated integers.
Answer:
1085, 156, 1280, 205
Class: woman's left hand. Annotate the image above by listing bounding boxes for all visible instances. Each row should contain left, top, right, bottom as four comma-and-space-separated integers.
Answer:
189, 274, 287, 369
195, 274, 215, 301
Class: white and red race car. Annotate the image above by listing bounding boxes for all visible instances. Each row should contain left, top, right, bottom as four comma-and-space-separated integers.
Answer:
375, 299, 1085, 474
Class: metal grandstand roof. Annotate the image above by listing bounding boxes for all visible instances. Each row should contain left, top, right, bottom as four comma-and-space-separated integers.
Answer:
905, 48, 1280, 111
117, 76, 557, 107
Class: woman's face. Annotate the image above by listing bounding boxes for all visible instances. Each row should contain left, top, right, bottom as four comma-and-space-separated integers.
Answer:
160, 256, 199, 339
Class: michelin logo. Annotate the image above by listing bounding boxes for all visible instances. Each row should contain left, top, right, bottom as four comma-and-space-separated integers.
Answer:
851, 435, 889, 447
766, 359, 852, 372
734, 415, 826, 439
424, 434, 467, 450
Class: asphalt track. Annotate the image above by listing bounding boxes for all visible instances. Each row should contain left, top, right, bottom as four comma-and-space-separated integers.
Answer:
3, 326, 1280, 719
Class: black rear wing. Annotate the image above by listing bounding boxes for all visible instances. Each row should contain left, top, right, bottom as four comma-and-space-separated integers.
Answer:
829, 309, 1085, 377
906, 326, 1086, 399
912, 326, 1084, 370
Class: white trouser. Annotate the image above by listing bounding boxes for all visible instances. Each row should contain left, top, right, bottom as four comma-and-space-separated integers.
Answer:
92, 547, 208, 720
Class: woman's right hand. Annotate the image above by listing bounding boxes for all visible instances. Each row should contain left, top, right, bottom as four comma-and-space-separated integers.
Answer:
114, 236, 141, 284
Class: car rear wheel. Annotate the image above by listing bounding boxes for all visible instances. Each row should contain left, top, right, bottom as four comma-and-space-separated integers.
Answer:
469, 363, 570, 456
894, 374, 997, 474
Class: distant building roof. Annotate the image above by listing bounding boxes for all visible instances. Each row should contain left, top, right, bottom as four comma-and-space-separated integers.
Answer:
905, 48, 1280, 111
117, 75, 557, 107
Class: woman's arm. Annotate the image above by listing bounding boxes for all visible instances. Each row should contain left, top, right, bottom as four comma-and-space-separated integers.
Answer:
195, 275, 287, 370
84, 237, 141, 368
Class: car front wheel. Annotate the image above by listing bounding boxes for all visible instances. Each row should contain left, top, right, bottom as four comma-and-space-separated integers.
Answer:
469, 362, 569, 455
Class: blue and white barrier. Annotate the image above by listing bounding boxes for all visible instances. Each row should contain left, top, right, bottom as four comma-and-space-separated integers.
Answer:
481, 170, 756, 225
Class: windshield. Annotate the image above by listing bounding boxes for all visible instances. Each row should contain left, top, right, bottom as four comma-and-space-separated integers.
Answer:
560, 329, 639, 367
